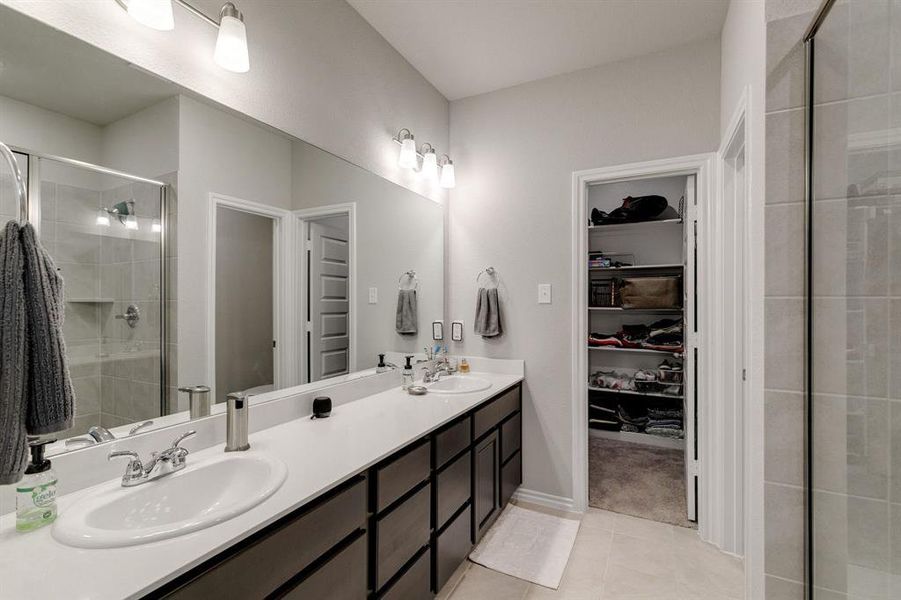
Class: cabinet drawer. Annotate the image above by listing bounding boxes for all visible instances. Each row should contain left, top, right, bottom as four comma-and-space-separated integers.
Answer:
473, 385, 521, 440
473, 431, 500, 543
379, 548, 431, 600
435, 417, 470, 469
501, 412, 521, 463
375, 483, 431, 590
376, 440, 431, 512
435, 451, 470, 529
163, 477, 366, 599
279, 534, 367, 600
435, 504, 472, 592
501, 450, 522, 508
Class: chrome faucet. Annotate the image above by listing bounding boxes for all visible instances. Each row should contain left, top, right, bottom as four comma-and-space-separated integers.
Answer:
108, 430, 196, 487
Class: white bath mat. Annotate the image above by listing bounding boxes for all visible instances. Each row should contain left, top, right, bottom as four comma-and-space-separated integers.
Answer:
468, 504, 580, 589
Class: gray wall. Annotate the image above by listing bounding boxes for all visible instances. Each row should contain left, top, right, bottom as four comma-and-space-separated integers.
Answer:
215, 207, 274, 402
447, 37, 721, 502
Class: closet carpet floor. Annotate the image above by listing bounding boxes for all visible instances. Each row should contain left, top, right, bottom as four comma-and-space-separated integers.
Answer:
588, 436, 695, 529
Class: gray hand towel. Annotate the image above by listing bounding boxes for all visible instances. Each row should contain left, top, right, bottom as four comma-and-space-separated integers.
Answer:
395, 288, 418, 334
0, 221, 28, 484
21, 222, 74, 435
474, 287, 502, 337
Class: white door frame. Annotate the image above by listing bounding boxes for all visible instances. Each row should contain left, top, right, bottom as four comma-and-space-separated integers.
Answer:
570, 152, 717, 535
207, 193, 295, 400
294, 203, 357, 384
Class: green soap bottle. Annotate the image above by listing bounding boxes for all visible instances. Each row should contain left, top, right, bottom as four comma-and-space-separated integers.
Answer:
16, 438, 58, 532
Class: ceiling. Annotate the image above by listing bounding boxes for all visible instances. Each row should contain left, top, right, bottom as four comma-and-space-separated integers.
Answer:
0, 6, 177, 126
348, 0, 730, 101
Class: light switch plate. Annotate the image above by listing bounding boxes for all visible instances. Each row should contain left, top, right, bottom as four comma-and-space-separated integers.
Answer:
451, 321, 464, 342
368, 287, 378, 304
538, 283, 552, 304
432, 320, 444, 341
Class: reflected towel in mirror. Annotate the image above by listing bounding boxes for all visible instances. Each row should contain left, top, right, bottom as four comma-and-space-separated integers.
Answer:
475, 287, 502, 337
0, 221, 28, 484
396, 288, 418, 334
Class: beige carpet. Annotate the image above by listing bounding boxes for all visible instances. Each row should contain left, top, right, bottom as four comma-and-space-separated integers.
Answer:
588, 435, 696, 529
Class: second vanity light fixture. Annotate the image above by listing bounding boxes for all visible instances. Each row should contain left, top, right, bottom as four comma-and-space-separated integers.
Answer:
393, 129, 456, 189
116, 0, 250, 73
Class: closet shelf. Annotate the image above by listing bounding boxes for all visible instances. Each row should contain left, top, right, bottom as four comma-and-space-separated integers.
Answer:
588, 218, 683, 233
588, 427, 683, 450
588, 307, 682, 314
588, 386, 683, 400
588, 346, 683, 358
589, 263, 684, 273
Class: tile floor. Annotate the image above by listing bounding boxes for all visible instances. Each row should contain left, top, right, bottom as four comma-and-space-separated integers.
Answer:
439, 507, 744, 600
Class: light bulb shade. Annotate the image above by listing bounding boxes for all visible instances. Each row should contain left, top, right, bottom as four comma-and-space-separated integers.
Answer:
398, 137, 418, 170
96, 210, 111, 227
440, 161, 456, 189
421, 151, 438, 179
127, 0, 175, 31
151, 219, 162, 233
125, 214, 139, 230
214, 15, 250, 73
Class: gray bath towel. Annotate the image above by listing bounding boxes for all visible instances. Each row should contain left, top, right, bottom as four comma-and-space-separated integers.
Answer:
395, 288, 418, 334
0, 222, 28, 484
21, 222, 74, 435
474, 287, 502, 337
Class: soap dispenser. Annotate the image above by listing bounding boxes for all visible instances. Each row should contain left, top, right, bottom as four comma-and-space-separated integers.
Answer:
376, 354, 389, 374
402, 355, 415, 389
16, 438, 58, 532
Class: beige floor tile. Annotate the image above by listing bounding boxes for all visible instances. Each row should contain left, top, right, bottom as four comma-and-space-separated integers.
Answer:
601, 562, 680, 599
608, 532, 677, 577
581, 508, 617, 532
612, 513, 675, 542
450, 563, 531, 600
437, 561, 472, 599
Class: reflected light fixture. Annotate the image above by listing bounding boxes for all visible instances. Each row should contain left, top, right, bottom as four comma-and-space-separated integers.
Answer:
214, 3, 250, 73
96, 209, 111, 227
439, 155, 456, 189
117, 0, 250, 73
151, 218, 163, 233
395, 129, 418, 170
126, 0, 175, 31
420, 144, 438, 179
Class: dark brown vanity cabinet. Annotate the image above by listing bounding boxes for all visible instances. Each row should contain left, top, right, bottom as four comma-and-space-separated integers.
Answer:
149, 383, 522, 600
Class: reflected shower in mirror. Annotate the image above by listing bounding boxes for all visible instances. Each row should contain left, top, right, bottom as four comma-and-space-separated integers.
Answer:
0, 5, 444, 453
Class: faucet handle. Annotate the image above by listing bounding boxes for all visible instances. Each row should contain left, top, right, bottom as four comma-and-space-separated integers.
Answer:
109, 449, 144, 482
171, 429, 197, 450
108, 449, 140, 462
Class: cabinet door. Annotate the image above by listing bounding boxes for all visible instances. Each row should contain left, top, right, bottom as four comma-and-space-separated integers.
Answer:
472, 430, 500, 543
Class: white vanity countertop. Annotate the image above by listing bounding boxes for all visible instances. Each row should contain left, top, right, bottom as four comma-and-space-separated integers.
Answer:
0, 371, 523, 600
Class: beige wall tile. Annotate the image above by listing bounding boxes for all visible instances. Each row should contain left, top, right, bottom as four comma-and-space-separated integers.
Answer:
765, 203, 805, 296
765, 298, 805, 391
765, 482, 805, 581
765, 390, 805, 486
765, 109, 805, 205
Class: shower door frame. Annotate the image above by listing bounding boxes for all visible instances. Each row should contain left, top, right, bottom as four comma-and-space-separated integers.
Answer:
10, 145, 171, 417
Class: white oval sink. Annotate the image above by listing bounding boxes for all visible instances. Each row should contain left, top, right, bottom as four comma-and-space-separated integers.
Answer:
426, 375, 492, 395
53, 452, 287, 549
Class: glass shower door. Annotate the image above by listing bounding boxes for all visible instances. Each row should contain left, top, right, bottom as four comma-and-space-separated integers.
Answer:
808, 0, 900, 597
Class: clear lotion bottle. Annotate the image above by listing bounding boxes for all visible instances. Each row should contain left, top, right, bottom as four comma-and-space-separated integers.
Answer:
16, 438, 58, 532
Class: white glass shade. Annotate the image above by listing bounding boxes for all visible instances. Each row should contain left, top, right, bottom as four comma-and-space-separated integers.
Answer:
214, 15, 250, 73
151, 219, 162, 233
421, 150, 438, 179
398, 137, 418, 170
125, 214, 139, 230
96, 210, 111, 227
127, 0, 175, 31
440, 162, 456, 189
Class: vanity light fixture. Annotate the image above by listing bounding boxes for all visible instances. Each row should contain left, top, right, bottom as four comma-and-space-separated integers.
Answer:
124, 214, 139, 230
96, 208, 111, 227
395, 128, 418, 170
116, 0, 250, 73
99, 200, 142, 230
439, 155, 456, 189
420, 144, 438, 180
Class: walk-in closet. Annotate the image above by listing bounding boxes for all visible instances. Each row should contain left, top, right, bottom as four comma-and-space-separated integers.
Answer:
585, 174, 698, 528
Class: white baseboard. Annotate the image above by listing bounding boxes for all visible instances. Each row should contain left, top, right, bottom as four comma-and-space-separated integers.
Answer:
512, 488, 580, 514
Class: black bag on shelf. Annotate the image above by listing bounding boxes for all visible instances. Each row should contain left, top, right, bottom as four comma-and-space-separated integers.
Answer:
590, 195, 669, 225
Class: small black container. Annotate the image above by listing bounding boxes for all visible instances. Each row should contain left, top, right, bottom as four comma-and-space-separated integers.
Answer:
312, 396, 332, 419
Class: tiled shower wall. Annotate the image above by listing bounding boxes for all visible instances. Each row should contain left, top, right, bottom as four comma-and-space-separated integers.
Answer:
765, 1, 818, 598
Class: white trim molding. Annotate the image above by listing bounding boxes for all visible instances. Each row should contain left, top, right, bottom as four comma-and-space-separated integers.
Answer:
512, 488, 578, 515
570, 153, 717, 536
293, 203, 358, 384
207, 193, 295, 400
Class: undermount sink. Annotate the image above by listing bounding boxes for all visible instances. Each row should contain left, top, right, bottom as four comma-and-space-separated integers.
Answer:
52, 452, 287, 549
426, 375, 492, 395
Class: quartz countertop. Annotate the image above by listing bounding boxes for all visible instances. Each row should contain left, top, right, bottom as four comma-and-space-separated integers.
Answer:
0, 371, 523, 600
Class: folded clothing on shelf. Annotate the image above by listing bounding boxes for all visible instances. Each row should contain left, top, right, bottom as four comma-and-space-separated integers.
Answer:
588, 318, 684, 353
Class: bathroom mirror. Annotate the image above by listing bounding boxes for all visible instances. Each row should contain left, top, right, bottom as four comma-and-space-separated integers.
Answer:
0, 5, 444, 453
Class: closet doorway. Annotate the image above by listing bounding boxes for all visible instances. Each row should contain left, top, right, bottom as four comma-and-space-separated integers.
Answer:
572, 154, 725, 544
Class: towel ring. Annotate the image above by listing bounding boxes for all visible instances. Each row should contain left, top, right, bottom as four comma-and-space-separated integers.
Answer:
398, 270, 419, 291
476, 266, 499, 289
